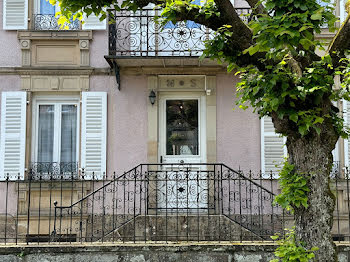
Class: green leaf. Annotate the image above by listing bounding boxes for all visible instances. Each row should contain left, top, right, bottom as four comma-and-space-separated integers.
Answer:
84, 8, 93, 16
289, 114, 298, 123
313, 117, 324, 124
243, 45, 261, 56
298, 125, 307, 136
271, 235, 279, 240
299, 39, 313, 50
227, 63, 235, 72
311, 12, 322, 20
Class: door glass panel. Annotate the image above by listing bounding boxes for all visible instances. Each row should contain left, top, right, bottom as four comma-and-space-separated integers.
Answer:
166, 100, 199, 155
60, 105, 77, 172
38, 105, 54, 163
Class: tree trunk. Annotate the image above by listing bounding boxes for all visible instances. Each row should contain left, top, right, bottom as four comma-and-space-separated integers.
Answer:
286, 132, 338, 261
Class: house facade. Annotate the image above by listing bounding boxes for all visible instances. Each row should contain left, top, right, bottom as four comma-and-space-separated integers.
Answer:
0, 0, 350, 243
1, 0, 348, 180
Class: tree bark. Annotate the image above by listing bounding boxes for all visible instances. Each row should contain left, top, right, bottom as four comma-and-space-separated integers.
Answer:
285, 129, 338, 261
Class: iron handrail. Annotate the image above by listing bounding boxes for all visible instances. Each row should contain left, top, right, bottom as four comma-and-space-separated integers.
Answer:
54, 163, 274, 209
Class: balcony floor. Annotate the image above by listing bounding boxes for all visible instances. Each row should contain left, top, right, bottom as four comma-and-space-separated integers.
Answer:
105, 56, 227, 69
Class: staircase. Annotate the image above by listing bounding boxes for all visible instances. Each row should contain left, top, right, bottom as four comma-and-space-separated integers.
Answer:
53, 163, 284, 242
101, 214, 266, 242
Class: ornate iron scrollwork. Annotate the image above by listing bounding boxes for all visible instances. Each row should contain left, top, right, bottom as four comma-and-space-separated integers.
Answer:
29, 162, 79, 180
108, 8, 251, 57
33, 14, 80, 30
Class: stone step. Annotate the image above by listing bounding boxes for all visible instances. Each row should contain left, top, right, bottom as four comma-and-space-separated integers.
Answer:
100, 215, 272, 242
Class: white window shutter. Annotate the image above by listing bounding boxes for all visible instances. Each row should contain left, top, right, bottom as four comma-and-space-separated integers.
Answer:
82, 11, 106, 30
0, 92, 26, 180
81, 92, 107, 180
261, 117, 286, 178
3, 0, 28, 30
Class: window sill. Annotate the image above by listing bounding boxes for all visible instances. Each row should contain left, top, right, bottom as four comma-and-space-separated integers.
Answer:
17, 30, 92, 41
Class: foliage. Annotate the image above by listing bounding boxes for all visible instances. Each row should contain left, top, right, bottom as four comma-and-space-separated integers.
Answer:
247, 0, 336, 56
270, 228, 319, 262
202, 0, 349, 138
159, 0, 220, 27
274, 162, 309, 212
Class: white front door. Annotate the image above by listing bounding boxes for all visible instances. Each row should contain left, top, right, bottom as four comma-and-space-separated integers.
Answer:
158, 94, 207, 210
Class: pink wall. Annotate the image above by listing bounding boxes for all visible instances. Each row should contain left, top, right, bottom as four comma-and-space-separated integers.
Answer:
90, 75, 148, 177
90, 30, 110, 68
0, 75, 21, 91
216, 73, 261, 171
0, 0, 21, 67
0, 75, 22, 116
89, 72, 262, 175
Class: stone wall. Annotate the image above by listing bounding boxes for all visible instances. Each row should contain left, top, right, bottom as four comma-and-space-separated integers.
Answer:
1, 244, 350, 262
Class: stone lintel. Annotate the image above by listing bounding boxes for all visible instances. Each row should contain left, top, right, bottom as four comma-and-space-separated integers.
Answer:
17, 30, 92, 40
0, 67, 110, 76
21, 74, 90, 92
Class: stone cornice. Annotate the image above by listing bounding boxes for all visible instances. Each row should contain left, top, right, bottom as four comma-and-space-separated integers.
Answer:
120, 66, 228, 75
0, 66, 228, 76
17, 30, 93, 40
0, 67, 111, 76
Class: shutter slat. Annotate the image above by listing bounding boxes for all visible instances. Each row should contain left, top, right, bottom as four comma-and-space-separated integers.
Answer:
0, 92, 26, 180
81, 92, 107, 180
3, 0, 28, 30
82, 10, 106, 30
261, 117, 286, 177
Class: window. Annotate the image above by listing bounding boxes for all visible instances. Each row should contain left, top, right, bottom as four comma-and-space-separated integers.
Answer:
166, 100, 199, 155
0, 92, 107, 181
32, 96, 80, 175
33, 0, 80, 30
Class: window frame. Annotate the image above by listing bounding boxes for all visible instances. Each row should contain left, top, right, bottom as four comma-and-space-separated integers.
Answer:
33, 0, 60, 15
31, 95, 80, 167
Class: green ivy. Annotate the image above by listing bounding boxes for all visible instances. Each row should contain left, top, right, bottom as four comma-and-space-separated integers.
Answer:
274, 162, 309, 212
270, 228, 318, 262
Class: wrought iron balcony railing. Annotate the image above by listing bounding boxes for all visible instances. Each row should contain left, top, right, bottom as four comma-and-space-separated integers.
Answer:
29, 162, 79, 180
32, 14, 80, 30
108, 8, 251, 57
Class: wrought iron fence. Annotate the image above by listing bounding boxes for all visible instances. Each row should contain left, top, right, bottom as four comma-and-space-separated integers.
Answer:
0, 163, 349, 244
32, 14, 80, 30
108, 8, 251, 57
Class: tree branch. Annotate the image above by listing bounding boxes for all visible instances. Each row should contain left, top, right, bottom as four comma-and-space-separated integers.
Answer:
245, 0, 266, 15
131, 0, 267, 68
213, 0, 253, 50
328, 16, 350, 67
